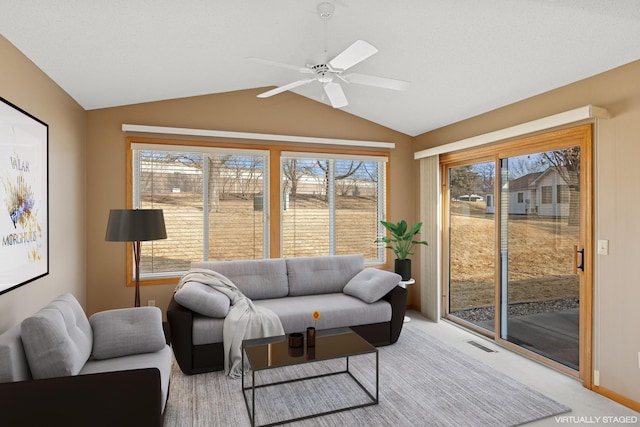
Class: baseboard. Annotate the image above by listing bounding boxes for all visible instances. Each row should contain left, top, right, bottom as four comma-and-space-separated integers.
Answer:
591, 385, 640, 412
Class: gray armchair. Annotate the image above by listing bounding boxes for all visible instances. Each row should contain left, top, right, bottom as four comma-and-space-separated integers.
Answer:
0, 293, 171, 427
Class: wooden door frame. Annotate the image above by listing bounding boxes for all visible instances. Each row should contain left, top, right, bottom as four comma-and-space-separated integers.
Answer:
440, 124, 593, 386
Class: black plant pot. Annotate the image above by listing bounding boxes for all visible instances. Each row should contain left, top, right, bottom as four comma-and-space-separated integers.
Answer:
395, 259, 412, 281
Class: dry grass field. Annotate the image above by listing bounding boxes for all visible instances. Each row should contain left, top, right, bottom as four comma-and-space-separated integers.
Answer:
140, 193, 379, 272
140, 196, 579, 315
449, 201, 580, 312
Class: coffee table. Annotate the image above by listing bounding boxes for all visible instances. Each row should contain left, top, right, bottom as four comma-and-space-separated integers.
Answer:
241, 327, 379, 427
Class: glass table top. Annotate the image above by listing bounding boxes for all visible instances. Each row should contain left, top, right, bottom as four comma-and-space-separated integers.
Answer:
242, 327, 376, 371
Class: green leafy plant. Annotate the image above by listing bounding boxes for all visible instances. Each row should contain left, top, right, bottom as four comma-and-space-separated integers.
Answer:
375, 219, 428, 260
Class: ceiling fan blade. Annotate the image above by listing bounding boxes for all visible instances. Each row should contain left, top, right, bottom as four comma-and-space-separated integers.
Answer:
343, 73, 410, 91
247, 57, 313, 74
323, 82, 348, 108
257, 78, 316, 98
328, 40, 378, 71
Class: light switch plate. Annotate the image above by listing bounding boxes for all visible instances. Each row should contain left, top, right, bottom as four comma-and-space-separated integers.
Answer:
597, 240, 609, 255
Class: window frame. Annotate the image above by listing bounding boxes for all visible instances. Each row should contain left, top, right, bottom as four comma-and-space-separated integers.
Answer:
279, 151, 388, 263
557, 184, 569, 204
541, 185, 553, 204
439, 123, 593, 382
125, 137, 391, 286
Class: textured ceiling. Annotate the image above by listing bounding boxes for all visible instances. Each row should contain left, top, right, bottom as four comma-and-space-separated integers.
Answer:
1, 0, 640, 136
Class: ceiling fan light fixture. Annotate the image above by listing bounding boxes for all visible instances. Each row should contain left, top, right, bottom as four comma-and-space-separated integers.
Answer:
251, 2, 409, 107
311, 63, 333, 83
316, 2, 335, 20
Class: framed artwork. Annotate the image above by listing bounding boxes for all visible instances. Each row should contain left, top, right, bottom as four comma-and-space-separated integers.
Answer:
0, 96, 49, 295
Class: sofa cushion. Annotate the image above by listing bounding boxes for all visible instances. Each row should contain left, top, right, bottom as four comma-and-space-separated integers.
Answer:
191, 258, 288, 300
174, 282, 230, 318
286, 254, 364, 296
255, 293, 392, 335
89, 306, 166, 360
20, 293, 93, 379
343, 268, 402, 303
191, 294, 393, 346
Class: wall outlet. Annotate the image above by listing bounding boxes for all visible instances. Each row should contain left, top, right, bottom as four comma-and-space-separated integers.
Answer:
597, 239, 609, 255
593, 370, 600, 386
147, 299, 156, 307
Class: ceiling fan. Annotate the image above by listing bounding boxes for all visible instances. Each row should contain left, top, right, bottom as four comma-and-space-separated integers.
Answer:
249, 2, 409, 108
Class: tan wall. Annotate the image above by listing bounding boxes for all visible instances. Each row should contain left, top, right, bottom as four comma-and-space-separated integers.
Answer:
413, 60, 640, 404
6, 25, 635, 406
0, 35, 86, 332
85, 90, 415, 316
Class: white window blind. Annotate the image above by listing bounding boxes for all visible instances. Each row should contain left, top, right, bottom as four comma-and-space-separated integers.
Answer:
280, 152, 387, 264
132, 145, 269, 278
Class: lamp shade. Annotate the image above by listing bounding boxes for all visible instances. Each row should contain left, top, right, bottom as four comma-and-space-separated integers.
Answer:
105, 209, 167, 242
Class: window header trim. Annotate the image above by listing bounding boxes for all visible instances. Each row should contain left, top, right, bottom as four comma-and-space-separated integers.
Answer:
414, 105, 608, 159
281, 151, 388, 163
131, 142, 267, 157
123, 124, 395, 149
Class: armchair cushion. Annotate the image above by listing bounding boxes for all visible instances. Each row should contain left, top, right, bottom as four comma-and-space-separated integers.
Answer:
343, 268, 402, 303
174, 281, 230, 318
89, 306, 166, 360
20, 293, 93, 379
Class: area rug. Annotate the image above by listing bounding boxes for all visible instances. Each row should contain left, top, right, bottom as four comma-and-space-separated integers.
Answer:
163, 326, 570, 426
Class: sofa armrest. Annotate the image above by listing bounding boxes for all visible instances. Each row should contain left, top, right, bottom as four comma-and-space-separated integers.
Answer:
383, 285, 407, 344
0, 368, 162, 427
167, 296, 196, 374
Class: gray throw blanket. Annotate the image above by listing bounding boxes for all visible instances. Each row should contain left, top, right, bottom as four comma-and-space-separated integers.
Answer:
175, 268, 284, 378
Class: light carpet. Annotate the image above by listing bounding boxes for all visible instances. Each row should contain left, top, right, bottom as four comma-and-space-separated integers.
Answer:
163, 326, 570, 426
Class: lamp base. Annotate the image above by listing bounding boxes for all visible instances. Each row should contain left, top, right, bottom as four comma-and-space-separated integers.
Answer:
134, 240, 141, 307
134, 282, 140, 308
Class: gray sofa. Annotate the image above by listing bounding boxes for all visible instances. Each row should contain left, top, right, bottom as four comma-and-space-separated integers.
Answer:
168, 254, 407, 375
0, 293, 172, 427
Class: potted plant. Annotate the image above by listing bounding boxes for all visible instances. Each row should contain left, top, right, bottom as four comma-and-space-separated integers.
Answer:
375, 219, 428, 280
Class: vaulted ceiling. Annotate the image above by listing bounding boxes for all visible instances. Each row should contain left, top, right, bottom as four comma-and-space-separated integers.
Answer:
2, 0, 639, 136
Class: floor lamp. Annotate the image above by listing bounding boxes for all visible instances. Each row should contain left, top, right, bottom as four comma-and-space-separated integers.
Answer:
105, 209, 167, 307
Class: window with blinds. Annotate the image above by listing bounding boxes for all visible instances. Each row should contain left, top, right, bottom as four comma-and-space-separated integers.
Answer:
541, 185, 553, 204
280, 152, 387, 264
132, 143, 268, 278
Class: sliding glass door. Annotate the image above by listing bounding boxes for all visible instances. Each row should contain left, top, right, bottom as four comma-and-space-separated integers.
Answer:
443, 125, 592, 377
447, 161, 496, 332
499, 150, 581, 370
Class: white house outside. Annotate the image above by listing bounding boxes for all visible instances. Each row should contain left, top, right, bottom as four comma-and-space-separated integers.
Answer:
505, 168, 571, 217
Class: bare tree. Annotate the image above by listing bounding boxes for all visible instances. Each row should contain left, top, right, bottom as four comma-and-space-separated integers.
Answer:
224, 157, 264, 199
165, 152, 230, 212
282, 159, 306, 196
316, 160, 363, 201
508, 155, 543, 179
337, 175, 364, 196
474, 162, 495, 195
